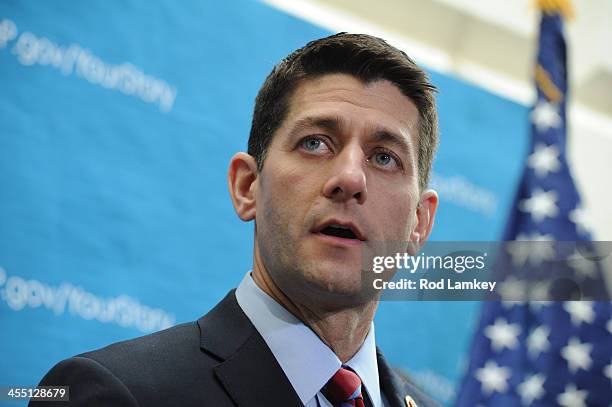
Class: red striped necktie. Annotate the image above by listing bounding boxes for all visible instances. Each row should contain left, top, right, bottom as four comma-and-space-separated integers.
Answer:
322, 367, 365, 407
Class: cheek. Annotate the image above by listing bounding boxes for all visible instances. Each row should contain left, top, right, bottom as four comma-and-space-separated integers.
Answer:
258, 164, 320, 232
372, 185, 418, 239
278, 160, 323, 199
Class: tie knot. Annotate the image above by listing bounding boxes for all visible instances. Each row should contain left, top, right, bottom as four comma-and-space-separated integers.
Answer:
322, 367, 364, 407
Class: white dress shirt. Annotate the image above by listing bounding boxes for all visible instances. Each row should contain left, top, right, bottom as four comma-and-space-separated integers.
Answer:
235, 272, 383, 407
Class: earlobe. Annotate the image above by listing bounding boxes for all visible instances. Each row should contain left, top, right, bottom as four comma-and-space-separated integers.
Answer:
227, 152, 258, 221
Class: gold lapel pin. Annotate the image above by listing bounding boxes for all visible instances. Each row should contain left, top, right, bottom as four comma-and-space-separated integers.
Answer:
404, 395, 417, 407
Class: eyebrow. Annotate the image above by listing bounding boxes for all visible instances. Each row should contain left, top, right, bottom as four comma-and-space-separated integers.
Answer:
287, 116, 342, 139
370, 130, 413, 159
287, 115, 414, 158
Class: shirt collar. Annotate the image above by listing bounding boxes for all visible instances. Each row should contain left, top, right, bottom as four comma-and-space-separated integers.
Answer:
235, 272, 382, 407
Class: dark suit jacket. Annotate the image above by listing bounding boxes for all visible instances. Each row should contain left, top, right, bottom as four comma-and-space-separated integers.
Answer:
31, 290, 439, 407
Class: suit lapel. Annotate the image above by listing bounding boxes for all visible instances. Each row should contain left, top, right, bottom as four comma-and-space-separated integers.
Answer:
214, 331, 304, 406
198, 290, 303, 407
377, 349, 440, 407
377, 349, 405, 407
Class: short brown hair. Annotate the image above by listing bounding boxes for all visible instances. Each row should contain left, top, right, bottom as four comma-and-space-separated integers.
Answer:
248, 33, 438, 191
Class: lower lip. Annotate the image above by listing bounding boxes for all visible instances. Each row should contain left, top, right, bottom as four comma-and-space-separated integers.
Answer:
313, 232, 364, 247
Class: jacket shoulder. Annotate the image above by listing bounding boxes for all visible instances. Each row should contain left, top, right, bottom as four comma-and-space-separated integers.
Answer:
32, 321, 222, 406
30, 356, 139, 406
80, 321, 202, 371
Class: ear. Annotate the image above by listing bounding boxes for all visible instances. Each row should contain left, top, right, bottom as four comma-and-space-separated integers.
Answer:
228, 152, 258, 221
407, 189, 438, 253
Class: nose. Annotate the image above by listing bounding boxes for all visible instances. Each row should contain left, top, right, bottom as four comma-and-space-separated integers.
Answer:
322, 145, 368, 205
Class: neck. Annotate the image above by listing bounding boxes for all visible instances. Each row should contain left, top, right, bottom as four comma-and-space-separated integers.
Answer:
251, 251, 378, 363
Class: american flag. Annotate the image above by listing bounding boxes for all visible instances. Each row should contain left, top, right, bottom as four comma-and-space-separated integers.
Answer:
455, 2, 612, 406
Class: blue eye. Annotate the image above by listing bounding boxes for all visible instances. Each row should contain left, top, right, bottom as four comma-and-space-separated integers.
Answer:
375, 153, 392, 166
302, 138, 322, 151
370, 151, 402, 171
299, 137, 330, 154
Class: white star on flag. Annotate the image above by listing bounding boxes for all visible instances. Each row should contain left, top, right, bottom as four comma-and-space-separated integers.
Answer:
568, 205, 595, 236
563, 301, 595, 326
517, 373, 546, 406
557, 384, 588, 407
498, 277, 527, 303
527, 143, 561, 177
527, 325, 550, 359
474, 360, 511, 395
529, 282, 553, 303
531, 100, 562, 132
519, 188, 559, 222
484, 318, 521, 352
561, 337, 592, 373
506, 233, 555, 266
568, 251, 598, 280
604, 359, 612, 385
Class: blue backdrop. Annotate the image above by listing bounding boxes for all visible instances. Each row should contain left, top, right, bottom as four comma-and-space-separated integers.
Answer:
0, 1, 528, 405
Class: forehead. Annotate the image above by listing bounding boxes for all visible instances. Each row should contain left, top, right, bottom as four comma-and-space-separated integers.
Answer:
283, 73, 419, 137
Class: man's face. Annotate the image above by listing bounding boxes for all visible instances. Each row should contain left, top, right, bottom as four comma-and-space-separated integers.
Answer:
252, 73, 432, 307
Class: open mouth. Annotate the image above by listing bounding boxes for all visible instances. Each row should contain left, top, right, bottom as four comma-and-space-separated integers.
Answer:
320, 225, 358, 240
